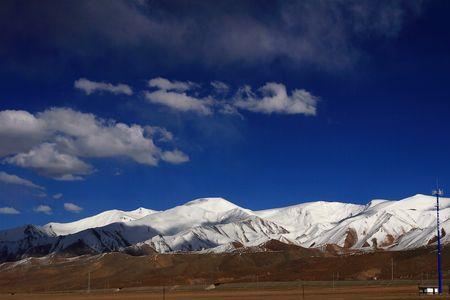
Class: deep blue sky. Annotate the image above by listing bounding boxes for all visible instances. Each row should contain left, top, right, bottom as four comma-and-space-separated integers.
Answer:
1, 0, 449, 229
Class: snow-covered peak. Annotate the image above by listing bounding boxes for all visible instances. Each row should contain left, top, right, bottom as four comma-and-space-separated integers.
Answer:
390, 194, 449, 210
128, 197, 250, 236
183, 197, 241, 212
366, 194, 449, 211
362, 194, 450, 216
127, 207, 159, 217
43, 207, 157, 236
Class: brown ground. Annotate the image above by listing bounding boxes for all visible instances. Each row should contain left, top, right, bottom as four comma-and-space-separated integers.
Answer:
0, 244, 449, 297
1, 284, 450, 300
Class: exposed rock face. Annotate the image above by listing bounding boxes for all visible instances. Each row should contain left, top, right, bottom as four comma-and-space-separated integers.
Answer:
344, 228, 358, 248
381, 234, 395, 247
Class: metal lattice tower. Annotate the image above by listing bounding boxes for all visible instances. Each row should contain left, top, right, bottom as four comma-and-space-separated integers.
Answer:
432, 186, 444, 294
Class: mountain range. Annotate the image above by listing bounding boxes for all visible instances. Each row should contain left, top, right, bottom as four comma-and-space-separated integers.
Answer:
0, 194, 447, 262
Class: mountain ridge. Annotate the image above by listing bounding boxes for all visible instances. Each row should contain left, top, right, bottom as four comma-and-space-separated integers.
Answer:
0, 194, 447, 262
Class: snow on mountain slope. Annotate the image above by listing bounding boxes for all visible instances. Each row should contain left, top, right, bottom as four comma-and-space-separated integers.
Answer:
144, 216, 288, 253
0, 198, 255, 260
393, 217, 450, 250
255, 201, 364, 243
0, 207, 158, 261
128, 198, 254, 235
1, 194, 449, 261
0, 224, 54, 242
43, 207, 158, 236
0, 225, 58, 261
301, 194, 450, 249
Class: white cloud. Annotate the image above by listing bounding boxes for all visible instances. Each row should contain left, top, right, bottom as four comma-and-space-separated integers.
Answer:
34, 205, 52, 215
144, 78, 318, 116
148, 77, 196, 92
211, 81, 229, 95
6, 143, 94, 181
145, 77, 214, 115
0, 110, 48, 156
64, 202, 83, 213
74, 78, 133, 95
234, 83, 318, 115
144, 90, 213, 115
0, 107, 188, 180
53, 193, 63, 199
0, 171, 44, 190
39, 108, 165, 166
0, 207, 20, 214
161, 150, 190, 164
217, 103, 243, 117
144, 126, 173, 142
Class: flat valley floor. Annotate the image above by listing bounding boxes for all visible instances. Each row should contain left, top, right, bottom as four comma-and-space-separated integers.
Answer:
2, 248, 450, 299
1, 284, 450, 300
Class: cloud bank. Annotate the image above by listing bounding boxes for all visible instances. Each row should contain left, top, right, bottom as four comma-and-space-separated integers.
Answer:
0, 107, 188, 180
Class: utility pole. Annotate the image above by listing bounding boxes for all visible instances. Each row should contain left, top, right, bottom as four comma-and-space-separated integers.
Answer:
432, 185, 444, 294
391, 257, 394, 281
87, 271, 91, 293
257, 274, 261, 300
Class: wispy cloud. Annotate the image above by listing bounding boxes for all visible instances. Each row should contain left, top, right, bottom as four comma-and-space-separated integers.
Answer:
161, 150, 190, 164
211, 81, 230, 95
0, 207, 20, 215
74, 78, 133, 95
144, 90, 213, 115
148, 77, 197, 92
64, 202, 83, 213
34, 192, 47, 198
0, 171, 44, 190
144, 77, 318, 116
52, 193, 63, 199
34, 205, 52, 215
0, 1, 425, 70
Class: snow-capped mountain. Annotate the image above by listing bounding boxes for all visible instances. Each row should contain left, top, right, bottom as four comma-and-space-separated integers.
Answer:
0, 194, 448, 261
294, 194, 449, 250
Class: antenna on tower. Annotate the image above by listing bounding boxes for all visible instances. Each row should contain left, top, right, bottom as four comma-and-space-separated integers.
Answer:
432, 181, 444, 295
